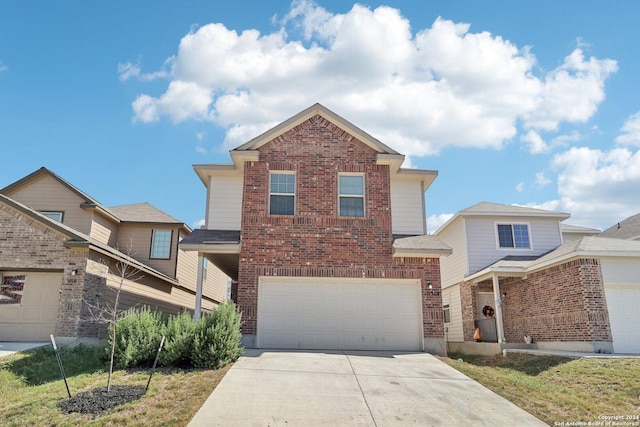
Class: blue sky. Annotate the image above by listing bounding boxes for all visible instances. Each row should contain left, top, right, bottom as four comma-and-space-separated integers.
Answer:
1, 1, 639, 233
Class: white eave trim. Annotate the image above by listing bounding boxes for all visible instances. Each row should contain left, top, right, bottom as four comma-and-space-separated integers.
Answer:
392, 247, 452, 258
179, 243, 241, 254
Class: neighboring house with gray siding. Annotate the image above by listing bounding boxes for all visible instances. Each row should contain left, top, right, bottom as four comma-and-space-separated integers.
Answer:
0, 167, 227, 343
436, 202, 640, 355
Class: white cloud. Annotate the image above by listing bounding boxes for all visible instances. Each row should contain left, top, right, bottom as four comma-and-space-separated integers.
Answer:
427, 213, 454, 234
193, 218, 205, 229
118, 58, 173, 82
528, 146, 640, 229
515, 182, 525, 192
127, 1, 616, 155
615, 112, 640, 146
535, 172, 551, 188
195, 146, 207, 154
521, 130, 548, 154
118, 62, 141, 82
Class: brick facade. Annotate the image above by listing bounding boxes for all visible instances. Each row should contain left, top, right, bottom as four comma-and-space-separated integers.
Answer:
458, 258, 613, 345
236, 115, 443, 340
0, 203, 88, 338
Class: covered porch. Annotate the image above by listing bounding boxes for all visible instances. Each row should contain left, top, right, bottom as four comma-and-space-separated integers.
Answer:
179, 229, 240, 319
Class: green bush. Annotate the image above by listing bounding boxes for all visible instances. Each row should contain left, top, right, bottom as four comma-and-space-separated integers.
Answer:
109, 306, 165, 369
109, 302, 243, 369
159, 311, 197, 367
191, 301, 243, 369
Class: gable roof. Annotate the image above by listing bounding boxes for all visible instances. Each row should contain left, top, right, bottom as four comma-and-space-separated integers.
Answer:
435, 201, 570, 235
599, 213, 640, 240
233, 103, 400, 154
109, 202, 190, 232
0, 193, 178, 284
194, 103, 438, 190
560, 223, 601, 234
466, 236, 640, 282
0, 167, 120, 223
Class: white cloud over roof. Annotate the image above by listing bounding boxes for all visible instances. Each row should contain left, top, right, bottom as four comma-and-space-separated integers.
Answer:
128, 0, 617, 156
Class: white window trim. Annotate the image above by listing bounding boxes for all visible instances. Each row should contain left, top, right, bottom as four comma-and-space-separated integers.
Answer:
269, 171, 296, 216
494, 222, 532, 250
40, 211, 64, 222
338, 173, 365, 218
150, 229, 173, 259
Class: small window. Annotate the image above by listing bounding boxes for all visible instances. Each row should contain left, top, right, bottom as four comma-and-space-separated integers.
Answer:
339, 175, 364, 217
41, 211, 63, 222
269, 173, 295, 215
150, 229, 172, 259
0, 274, 26, 305
443, 303, 451, 323
497, 224, 530, 248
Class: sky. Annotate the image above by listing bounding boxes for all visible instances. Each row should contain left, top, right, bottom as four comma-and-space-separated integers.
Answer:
1, 0, 640, 233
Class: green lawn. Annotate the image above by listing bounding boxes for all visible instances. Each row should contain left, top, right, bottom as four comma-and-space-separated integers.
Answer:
0, 345, 228, 426
439, 352, 640, 426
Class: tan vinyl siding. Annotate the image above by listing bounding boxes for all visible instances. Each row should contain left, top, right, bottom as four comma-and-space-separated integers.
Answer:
115, 224, 178, 278
90, 214, 118, 246
175, 249, 228, 303
466, 217, 563, 275
443, 284, 464, 342
207, 174, 242, 230
390, 176, 425, 235
437, 216, 468, 288
4, 174, 93, 233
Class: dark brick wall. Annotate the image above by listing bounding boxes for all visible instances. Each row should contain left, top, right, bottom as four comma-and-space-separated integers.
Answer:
236, 114, 443, 339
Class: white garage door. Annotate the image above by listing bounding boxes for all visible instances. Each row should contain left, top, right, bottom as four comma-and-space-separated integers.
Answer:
604, 284, 640, 354
0, 272, 61, 341
257, 277, 423, 351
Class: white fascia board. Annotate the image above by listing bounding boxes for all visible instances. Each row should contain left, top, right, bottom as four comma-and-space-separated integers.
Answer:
193, 164, 240, 186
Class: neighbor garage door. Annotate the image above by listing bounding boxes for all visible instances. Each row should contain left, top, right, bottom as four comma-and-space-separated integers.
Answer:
601, 259, 640, 354
257, 277, 423, 351
604, 284, 640, 354
0, 272, 61, 341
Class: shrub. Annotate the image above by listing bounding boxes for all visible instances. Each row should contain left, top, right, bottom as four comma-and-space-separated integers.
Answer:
109, 306, 165, 369
159, 311, 197, 367
191, 301, 243, 369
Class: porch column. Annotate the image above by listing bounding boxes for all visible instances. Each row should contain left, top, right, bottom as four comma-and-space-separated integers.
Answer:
492, 274, 506, 343
194, 254, 205, 321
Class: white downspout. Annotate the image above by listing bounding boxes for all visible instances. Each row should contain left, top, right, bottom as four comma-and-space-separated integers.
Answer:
492, 274, 505, 343
194, 254, 204, 321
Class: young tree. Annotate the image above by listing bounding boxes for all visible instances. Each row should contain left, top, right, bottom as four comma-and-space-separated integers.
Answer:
81, 243, 143, 391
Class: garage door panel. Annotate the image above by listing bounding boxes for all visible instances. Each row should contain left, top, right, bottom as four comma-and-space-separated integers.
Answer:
257, 279, 423, 351
0, 272, 61, 341
605, 284, 640, 354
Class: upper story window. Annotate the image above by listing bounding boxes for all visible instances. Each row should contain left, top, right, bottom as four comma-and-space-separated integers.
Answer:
339, 174, 364, 217
40, 211, 63, 222
150, 229, 172, 259
269, 172, 295, 215
497, 223, 531, 249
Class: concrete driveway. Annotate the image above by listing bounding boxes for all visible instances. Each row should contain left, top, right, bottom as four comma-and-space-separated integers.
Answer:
189, 350, 546, 426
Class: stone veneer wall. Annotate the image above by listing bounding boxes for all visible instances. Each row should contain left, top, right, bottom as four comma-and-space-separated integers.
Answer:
236, 114, 443, 341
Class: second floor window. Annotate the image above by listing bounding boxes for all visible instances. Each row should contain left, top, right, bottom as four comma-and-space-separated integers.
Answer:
270, 172, 295, 215
339, 175, 364, 217
497, 224, 530, 248
150, 229, 172, 259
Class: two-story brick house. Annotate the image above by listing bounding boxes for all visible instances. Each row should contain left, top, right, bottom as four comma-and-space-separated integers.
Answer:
0, 167, 228, 343
181, 104, 452, 354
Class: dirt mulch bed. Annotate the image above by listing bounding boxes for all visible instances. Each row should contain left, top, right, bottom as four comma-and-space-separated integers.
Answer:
58, 385, 146, 416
